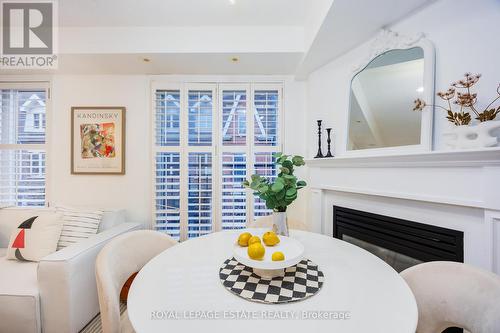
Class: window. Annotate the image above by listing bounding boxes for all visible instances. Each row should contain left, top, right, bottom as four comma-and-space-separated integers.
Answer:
153, 82, 282, 241
0, 83, 49, 207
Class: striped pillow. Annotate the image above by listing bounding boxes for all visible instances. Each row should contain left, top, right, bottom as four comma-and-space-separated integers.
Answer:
56, 206, 104, 250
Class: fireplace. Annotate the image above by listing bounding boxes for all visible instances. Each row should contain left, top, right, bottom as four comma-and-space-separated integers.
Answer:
333, 206, 465, 333
333, 206, 464, 272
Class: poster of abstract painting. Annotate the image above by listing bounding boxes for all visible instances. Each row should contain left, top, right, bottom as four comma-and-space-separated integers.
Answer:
80, 123, 116, 158
71, 107, 125, 174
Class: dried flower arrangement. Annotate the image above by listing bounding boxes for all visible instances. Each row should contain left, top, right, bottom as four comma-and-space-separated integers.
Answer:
413, 73, 500, 126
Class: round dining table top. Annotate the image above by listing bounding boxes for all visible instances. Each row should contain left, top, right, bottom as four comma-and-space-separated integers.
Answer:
128, 229, 417, 333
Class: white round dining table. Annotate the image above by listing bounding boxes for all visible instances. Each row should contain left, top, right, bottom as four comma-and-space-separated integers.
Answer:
128, 229, 417, 333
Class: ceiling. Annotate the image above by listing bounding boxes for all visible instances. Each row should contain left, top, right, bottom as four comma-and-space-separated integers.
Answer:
6, 0, 439, 76
295, 0, 437, 77
58, 0, 312, 27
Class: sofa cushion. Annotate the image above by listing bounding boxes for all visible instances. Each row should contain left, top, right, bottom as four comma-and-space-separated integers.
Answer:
56, 206, 104, 250
6, 213, 64, 262
0, 208, 56, 248
99, 209, 126, 232
0, 257, 41, 333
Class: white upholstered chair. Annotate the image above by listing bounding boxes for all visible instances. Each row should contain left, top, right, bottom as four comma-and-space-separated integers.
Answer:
247, 215, 309, 231
95, 230, 177, 333
401, 261, 500, 333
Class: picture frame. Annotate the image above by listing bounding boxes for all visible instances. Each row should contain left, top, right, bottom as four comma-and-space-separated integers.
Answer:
71, 106, 126, 175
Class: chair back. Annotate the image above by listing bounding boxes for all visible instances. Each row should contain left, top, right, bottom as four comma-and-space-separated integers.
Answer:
95, 230, 177, 333
401, 261, 500, 333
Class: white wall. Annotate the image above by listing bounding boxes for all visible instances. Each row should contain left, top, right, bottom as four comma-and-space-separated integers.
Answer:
306, 0, 500, 157
47, 75, 307, 225
50, 75, 151, 223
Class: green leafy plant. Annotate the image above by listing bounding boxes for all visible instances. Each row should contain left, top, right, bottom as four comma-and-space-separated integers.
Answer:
243, 153, 307, 213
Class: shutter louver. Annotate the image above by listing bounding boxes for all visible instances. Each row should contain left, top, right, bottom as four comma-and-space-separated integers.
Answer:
155, 152, 181, 240
188, 152, 212, 238
221, 152, 247, 230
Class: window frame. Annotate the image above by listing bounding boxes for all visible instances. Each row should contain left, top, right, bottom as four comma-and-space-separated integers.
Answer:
0, 81, 51, 207
151, 80, 283, 241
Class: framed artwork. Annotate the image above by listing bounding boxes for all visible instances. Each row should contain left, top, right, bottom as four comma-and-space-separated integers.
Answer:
71, 106, 125, 175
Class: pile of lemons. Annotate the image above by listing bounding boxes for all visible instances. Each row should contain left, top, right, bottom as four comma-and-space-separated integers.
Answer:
237, 231, 284, 261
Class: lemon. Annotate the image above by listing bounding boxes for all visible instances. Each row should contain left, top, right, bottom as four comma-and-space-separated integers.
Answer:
272, 251, 285, 261
238, 232, 252, 247
248, 243, 265, 260
263, 231, 280, 246
248, 236, 261, 245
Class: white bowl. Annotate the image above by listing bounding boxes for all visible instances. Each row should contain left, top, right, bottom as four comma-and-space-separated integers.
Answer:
233, 232, 305, 270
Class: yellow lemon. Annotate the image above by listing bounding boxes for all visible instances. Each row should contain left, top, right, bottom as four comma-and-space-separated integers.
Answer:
272, 251, 285, 261
248, 236, 261, 245
263, 231, 280, 246
238, 232, 252, 247
248, 243, 265, 260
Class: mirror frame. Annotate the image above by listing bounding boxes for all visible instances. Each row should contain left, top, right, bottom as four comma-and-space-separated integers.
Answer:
344, 30, 435, 156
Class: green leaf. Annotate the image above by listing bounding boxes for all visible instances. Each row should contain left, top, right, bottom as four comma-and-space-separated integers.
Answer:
266, 198, 276, 209
296, 180, 307, 187
242, 180, 249, 187
272, 152, 283, 158
286, 188, 297, 197
271, 182, 284, 192
280, 167, 290, 174
292, 155, 305, 166
251, 174, 260, 181
258, 184, 269, 193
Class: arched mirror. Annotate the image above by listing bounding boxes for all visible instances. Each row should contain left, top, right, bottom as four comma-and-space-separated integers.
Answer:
346, 31, 435, 154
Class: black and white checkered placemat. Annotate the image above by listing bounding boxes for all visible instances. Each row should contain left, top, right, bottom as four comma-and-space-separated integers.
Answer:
219, 257, 325, 304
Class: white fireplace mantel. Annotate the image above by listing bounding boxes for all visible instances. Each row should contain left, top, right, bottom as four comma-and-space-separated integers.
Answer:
306, 147, 500, 169
306, 148, 500, 210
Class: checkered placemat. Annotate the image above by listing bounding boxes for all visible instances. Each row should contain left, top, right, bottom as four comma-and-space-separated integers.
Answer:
219, 257, 325, 304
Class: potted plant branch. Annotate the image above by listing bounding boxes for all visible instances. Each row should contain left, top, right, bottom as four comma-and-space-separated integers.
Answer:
243, 153, 307, 236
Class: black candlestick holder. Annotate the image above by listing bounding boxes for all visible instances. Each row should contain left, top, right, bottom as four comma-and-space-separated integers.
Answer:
315, 120, 324, 158
325, 128, 333, 157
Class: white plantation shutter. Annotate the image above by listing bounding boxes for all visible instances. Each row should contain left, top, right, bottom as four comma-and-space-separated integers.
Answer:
222, 90, 247, 146
155, 90, 181, 146
221, 152, 247, 230
0, 84, 48, 207
155, 152, 181, 240
153, 82, 282, 241
254, 89, 279, 146
187, 152, 213, 238
253, 152, 277, 217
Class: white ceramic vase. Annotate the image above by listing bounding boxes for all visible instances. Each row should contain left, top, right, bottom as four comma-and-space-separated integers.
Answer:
272, 212, 289, 237
444, 120, 500, 149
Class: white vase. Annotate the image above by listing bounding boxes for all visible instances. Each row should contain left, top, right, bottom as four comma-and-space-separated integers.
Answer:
272, 212, 289, 237
444, 121, 500, 149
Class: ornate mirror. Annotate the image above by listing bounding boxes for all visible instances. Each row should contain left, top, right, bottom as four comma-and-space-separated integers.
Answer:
346, 30, 435, 153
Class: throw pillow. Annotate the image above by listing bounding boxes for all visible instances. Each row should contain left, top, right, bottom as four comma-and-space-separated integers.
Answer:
56, 206, 104, 250
7, 213, 64, 262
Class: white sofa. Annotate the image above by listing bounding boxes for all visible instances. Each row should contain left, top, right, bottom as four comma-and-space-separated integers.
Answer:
0, 207, 142, 333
